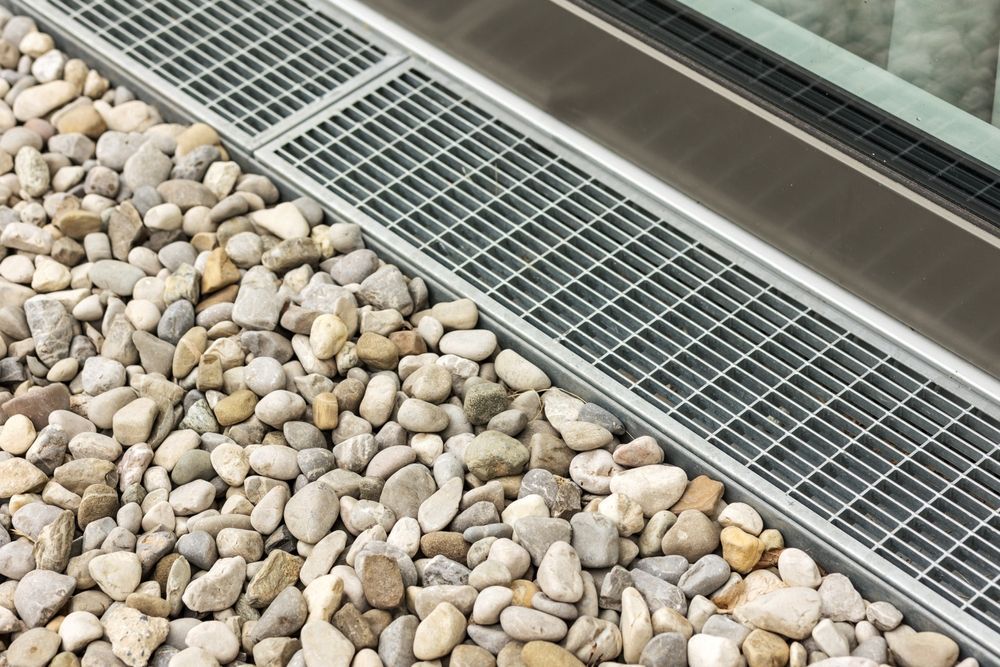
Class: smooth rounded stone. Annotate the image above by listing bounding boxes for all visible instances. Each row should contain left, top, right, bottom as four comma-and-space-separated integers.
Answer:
7, 627, 62, 667
252, 586, 307, 642
568, 449, 620, 495
717, 501, 763, 536
418, 477, 464, 533
884, 627, 959, 667
0, 413, 35, 455
677, 554, 731, 598
516, 641, 582, 667
16, 145, 50, 197
284, 482, 339, 543
216, 527, 264, 561
741, 629, 790, 667
719, 526, 764, 574
701, 614, 751, 646
166, 478, 215, 515
866, 600, 902, 631
818, 573, 866, 623
500, 607, 568, 642
559, 420, 613, 452
310, 313, 348, 360
0, 538, 37, 579
439, 329, 497, 361
14, 79, 77, 121
510, 516, 570, 566
358, 265, 413, 315
472, 586, 514, 625
402, 363, 453, 403
181, 556, 246, 612
494, 349, 551, 391
250, 202, 309, 239
367, 446, 418, 480
176, 531, 218, 571
530, 593, 577, 620
14, 569, 76, 627
0, 457, 49, 497
184, 621, 240, 664
536, 541, 584, 603
398, 398, 450, 433
379, 615, 419, 667
244, 355, 286, 396
380, 463, 437, 520
607, 465, 687, 517
255, 390, 307, 428
636, 632, 686, 667
777, 548, 821, 588
811, 618, 849, 658
486, 408, 529, 436
620, 587, 653, 663
413, 602, 468, 660
465, 430, 529, 481
686, 634, 740, 667
733, 587, 822, 640
60, 611, 104, 652
90, 259, 146, 296
249, 444, 300, 480
660, 510, 720, 562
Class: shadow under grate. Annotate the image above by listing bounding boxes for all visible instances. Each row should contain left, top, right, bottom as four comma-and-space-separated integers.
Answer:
272, 66, 1000, 631
47, 0, 389, 138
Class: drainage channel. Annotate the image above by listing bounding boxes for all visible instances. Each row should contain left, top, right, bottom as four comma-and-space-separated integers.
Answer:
18, 0, 1000, 660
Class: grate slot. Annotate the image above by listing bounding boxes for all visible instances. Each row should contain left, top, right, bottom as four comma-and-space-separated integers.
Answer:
48, 0, 391, 138
273, 66, 1000, 631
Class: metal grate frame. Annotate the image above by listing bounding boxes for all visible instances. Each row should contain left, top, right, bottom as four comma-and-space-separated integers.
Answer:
265, 64, 1000, 631
47, 0, 401, 146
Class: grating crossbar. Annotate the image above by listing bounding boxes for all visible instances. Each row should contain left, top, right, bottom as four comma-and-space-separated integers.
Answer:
48, 0, 389, 137
273, 67, 1000, 630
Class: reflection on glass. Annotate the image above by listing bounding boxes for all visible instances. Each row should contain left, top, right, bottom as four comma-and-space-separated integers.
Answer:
674, 0, 1000, 170
752, 0, 1000, 122
753, 0, 894, 68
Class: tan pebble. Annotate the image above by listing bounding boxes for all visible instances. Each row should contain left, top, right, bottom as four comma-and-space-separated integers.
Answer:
720, 525, 766, 574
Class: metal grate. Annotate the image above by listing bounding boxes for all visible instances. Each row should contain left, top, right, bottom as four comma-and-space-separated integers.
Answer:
273, 67, 1000, 630
47, 0, 389, 137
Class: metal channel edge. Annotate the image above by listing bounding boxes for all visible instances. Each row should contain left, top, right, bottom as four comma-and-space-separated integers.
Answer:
14, 0, 1000, 661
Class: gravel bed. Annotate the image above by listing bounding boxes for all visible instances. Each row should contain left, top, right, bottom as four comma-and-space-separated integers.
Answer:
0, 8, 975, 667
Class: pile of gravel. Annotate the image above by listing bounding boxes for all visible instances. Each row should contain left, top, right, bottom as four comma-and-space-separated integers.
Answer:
0, 8, 972, 667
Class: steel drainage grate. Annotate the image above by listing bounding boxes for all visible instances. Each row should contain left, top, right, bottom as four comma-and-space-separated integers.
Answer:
47, 0, 390, 138
271, 66, 1000, 631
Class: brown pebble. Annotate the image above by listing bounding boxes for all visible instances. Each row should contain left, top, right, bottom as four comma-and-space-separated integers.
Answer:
389, 330, 427, 356
333, 603, 377, 649
356, 332, 399, 371
420, 532, 470, 564
1, 383, 71, 429
451, 644, 497, 667
360, 553, 404, 609
510, 580, 538, 608
312, 392, 339, 430
153, 553, 181, 594
670, 474, 725, 514
520, 641, 584, 667
126, 592, 171, 617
